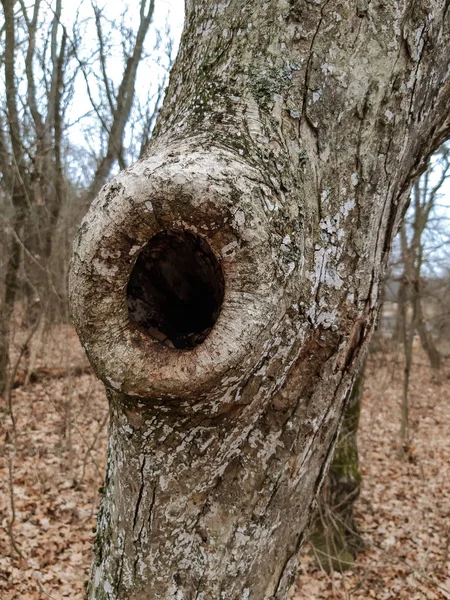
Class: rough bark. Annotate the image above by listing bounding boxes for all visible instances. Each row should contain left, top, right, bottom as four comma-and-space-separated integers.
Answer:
69, 1, 450, 598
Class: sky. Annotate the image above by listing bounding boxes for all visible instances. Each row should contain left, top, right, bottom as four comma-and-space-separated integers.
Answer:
58, 0, 184, 180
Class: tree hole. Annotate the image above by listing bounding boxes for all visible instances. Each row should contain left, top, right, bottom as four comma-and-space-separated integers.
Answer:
127, 230, 225, 350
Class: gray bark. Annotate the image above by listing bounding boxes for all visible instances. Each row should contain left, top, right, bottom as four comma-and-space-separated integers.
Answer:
69, 1, 450, 598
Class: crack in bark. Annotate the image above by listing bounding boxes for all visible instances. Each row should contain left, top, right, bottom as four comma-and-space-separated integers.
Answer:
133, 485, 156, 579
273, 531, 306, 599
406, 25, 428, 122
133, 455, 147, 531
350, 17, 364, 50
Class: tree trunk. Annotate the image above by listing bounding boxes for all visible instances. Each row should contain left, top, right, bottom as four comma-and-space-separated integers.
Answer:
415, 297, 441, 369
394, 275, 408, 343
396, 159, 448, 370
0, 0, 30, 394
69, 1, 450, 598
310, 361, 366, 572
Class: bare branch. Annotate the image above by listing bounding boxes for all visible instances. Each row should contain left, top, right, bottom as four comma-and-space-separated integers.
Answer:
87, 0, 156, 199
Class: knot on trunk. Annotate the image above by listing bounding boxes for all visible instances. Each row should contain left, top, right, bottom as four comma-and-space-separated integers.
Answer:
69, 142, 286, 402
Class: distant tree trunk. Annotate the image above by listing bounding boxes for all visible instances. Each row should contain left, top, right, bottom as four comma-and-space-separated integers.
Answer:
42, 0, 67, 263
397, 165, 447, 451
70, 1, 450, 597
86, 0, 156, 201
310, 361, 366, 572
395, 148, 449, 369
0, 0, 30, 394
415, 297, 441, 369
399, 294, 416, 454
394, 233, 409, 345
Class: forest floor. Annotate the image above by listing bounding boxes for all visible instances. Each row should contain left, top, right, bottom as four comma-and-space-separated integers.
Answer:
1, 324, 450, 599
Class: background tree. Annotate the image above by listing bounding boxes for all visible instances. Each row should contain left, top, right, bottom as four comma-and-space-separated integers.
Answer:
393, 145, 450, 452
310, 361, 366, 572
81, 0, 157, 200
69, 1, 450, 598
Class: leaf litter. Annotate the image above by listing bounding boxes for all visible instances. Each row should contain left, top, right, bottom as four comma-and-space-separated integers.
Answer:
1, 327, 449, 599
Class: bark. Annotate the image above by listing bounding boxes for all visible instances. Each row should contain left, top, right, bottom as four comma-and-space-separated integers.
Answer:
69, 1, 450, 598
310, 361, 366, 572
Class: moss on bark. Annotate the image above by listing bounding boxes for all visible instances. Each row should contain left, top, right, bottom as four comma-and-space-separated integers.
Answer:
310, 362, 366, 573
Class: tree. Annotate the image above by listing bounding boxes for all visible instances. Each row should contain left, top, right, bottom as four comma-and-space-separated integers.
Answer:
310, 361, 366, 572
396, 145, 449, 365
81, 0, 157, 200
394, 145, 449, 452
0, 0, 36, 394
69, 2, 450, 597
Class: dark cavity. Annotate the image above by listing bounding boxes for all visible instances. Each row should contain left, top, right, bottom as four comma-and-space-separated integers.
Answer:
127, 230, 225, 350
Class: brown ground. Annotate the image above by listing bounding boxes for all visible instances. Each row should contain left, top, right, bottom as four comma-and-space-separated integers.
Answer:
1, 325, 450, 599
